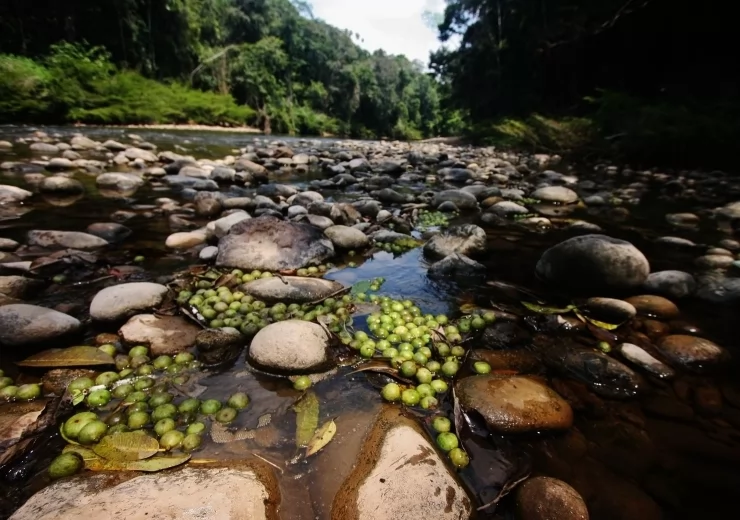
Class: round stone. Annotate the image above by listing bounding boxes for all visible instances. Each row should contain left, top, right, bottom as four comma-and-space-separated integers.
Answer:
657, 335, 727, 371
582, 297, 636, 324
248, 320, 334, 374
324, 225, 369, 250
624, 295, 679, 319
531, 186, 579, 204
455, 375, 573, 434
643, 271, 695, 299
90, 283, 168, 322
516, 476, 589, 520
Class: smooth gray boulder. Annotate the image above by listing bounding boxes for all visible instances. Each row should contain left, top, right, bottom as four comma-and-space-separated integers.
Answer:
216, 216, 334, 271
242, 276, 344, 304
536, 234, 650, 292
95, 172, 145, 192
0, 304, 81, 347
531, 186, 579, 204
90, 282, 168, 322
324, 225, 369, 249
27, 230, 108, 250
248, 320, 334, 374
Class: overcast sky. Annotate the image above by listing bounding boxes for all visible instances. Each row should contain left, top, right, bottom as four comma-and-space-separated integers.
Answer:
309, 0, 452, 65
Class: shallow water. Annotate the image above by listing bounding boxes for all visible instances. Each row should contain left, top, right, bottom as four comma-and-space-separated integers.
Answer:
2, 124, 740, 519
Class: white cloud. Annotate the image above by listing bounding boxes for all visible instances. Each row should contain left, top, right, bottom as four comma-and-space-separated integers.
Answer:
309, 0, 452, 65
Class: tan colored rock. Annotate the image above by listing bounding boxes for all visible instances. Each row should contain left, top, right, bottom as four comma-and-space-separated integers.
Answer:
516, 476, 589, 520
119, 314, 200, 355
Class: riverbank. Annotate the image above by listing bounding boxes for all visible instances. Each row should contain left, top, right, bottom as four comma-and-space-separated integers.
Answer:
74, 123, 263, 134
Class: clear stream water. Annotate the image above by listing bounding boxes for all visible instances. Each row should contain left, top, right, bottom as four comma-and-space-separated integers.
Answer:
1, 124, 739, 519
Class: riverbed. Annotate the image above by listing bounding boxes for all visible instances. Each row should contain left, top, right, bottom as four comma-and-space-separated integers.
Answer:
1, 124, 740, 519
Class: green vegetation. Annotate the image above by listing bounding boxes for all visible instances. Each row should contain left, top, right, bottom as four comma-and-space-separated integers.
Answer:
0, 0, 442, 139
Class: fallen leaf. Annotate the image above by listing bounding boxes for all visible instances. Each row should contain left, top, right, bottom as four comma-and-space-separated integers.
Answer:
306, 419, 336, 457
350, 280, 373, 295
521, 301, 574, 315
17, 346, 115, 368
293, 391, 319, 448
92, 432, 159, 461
64, 445, 190, 472
574, 310, 621, 331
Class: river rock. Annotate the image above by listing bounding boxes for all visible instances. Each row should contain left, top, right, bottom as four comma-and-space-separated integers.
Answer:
531, 186, 579, 204
248, 320, 333, 374
554, 348, 644, 398
582, 297, 636, 324
433, 189, 478, 210
695, 254, 734, 270
423, 224, 486, 260
624, 295, 679, 319
199, 245, 219, 261
0, 185, 32, 203
643, 270, 696, 299
69, 135, 98, 149
657, 335, 727, 371
119, 314, 200, 355
29, 142, 59, 154
101, 140, 126, 151
536, 234, 650, 292
85, 223, 132, 243
124, 147, 157, 162
165, 230, 207, 249
26, 230, 108, 250
0, 238, 19, 251
95, 172, 145, 192
371, 188, 411, 204
324, 225, 369, 249
0, 276, 41, 299
39, 175, 83, 194
292, 191, 324, 206
179, 165, 209, 179
516, 476, 589, 520
0, 304, 80, 347
618, 343, 675, 379
456, 375, 573, 434
196, 328, 245, 366
90, 282, 168, 322
428, 253, 486, 280
487, 200, 530, 217
216, 216, 334, 271
242, 276, 343, 304
10, 465, 280, 520
206, 211, 251, 239
0, 141, 12, 149
331, 407, 473, 520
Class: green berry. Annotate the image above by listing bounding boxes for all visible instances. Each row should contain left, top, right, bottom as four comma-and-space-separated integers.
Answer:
448, 447, 470, 468
199, 399, 222, 415
473, 361, 492, 374
227, 392, 249, 410
293, 376, 312, 391
48, 453, 83, 479
436, 432, 459, 452
432, 416, 451, 433
381, 383, 401, 402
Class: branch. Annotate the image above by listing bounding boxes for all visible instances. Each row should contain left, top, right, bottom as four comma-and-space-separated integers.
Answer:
189, 44, 242, 85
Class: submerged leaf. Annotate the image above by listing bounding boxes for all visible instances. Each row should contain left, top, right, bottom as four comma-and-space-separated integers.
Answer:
64, 445, 189, 471
574, 310, 621, 331
17, 346, 115, 368
293, 391, 319, 448
350, 280, 373, 295
521, 301, 574, 315
306, 419, 336, 457
92, 432, 159, 461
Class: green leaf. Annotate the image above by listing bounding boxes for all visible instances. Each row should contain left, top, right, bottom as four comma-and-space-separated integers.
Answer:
17, 346, 115, 368
92, 432, 160, 461
521, 301, 574, 315
293, 391, 319, 448
71, 390, 85, 406
64, 445, 190, 472
350, 280, 373, 295
574, 310, 621, 331
306, 419, 336, 457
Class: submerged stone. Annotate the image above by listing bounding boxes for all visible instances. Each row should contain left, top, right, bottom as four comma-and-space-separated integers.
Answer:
657, 335, 727, 371
516, 476, 589, 520
423, 224, 486, 260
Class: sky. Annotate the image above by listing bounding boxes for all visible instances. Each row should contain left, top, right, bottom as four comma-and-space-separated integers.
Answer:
309, 0, 453, 65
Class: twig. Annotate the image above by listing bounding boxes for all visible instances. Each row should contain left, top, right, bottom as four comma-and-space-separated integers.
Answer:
253, 453, 284, 474
71, 275, 115, 287
305, 285, 351, 306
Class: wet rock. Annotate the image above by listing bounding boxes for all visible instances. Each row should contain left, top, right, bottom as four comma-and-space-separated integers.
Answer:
179, 165, 209, 179
222, 197, 252, 210
482, 321, 531, 349
643, 270, 695, 299
554, 348, 644, 399
536, 234, 650, 292
433, 189, 478, 210
324, 225, 369, 249
624, 295, 679, 319
217, 216, 334, 271
288, 206, 308, 218
69, 135, 98, 149
242, 276, 344, 304
27, 230, 108, 250
487, 200, 530, 217
90, 282, 168, 322
95, 172, 145, 192
423, 224, 486, 260
440, 167, 473, 183
0, 304, 81, 347
206, 211, 251, 239
85, 223, 132, 243
0, 276, 41, 299
695, 254, 734, 270
165, 230, 207, 249
29, 142, 59, 154
666, 212, 700, 228
101, 139, 126, 151
196, 328, 244, 366
654, 236, 696, 248
470, 349, 541, 373
0, 185, 33, 203
124, 147, 157, 162
657, 335, 727, 371
45, 158, 75, 171
581, 297, 636, 324
428, 253, 485, 280
11, 465, 280, 520
248, 320, 334, 374
235, 158, 268, 177
0, 238, 19, 251
198, 245, 219, 261
371, 229, 413, 244
331, 407, 473, 520
371, 188, 412, 204
516, 476, 589, 520
437, 200, 458, 212
456, 375, 573, 434
119, 314, 200, 355
39, 175, 84, 195
531, 186, 579, 204
292, 191, 324, 207
195, 197, 222, 218
330, 203, 362, 225
618, 343, 675, 379
352, 199, 382, 218
41, 368, 97, 395
0, 140, 12, 149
